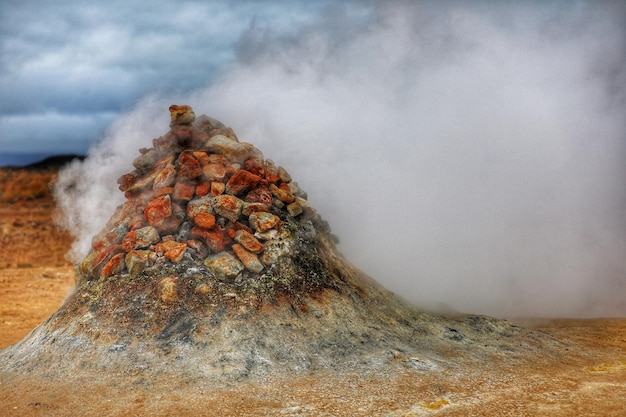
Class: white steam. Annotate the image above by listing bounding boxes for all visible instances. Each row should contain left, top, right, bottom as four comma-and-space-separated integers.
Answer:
56, 1, 626, 318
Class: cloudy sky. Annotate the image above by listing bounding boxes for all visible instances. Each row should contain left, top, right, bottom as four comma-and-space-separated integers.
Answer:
4, 1, 626, 318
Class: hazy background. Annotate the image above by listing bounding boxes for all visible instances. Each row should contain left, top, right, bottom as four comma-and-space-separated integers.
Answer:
4, 1, 625, 318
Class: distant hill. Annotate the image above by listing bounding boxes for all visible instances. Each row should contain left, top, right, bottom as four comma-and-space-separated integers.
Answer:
23, 154, 85, 169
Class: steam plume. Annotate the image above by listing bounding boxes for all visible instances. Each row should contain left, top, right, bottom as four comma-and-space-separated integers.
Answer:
56, 1, 626, 318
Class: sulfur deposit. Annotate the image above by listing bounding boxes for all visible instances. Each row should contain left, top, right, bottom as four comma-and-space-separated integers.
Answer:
0, 106, 560, 388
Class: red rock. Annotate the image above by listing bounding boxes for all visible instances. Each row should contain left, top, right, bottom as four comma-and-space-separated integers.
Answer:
211, 182, 225, 195
203, 163, 227, 182
232, 244, 264, 273
242, 202, 270, 216
212, 194, 244, 223
190, 226, 231, 253
155, 186, 174, 196
178, 151, 202, 179
172, 182, 196, 201
269, 183, 295, 203
248, 212, 280, 233
231, 222, 253, 234
235, 230, 264, 254
245, 188, 273, 206
196, 182, 210, 197
225, 170, 262, 196
144, 195, 172, 227
100, 252, 125, 278
243, 158, 265, 177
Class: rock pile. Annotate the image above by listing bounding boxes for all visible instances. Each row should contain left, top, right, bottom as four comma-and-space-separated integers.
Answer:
79, 105, 321, 292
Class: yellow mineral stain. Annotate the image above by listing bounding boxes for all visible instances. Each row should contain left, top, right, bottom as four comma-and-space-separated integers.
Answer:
420, 397, 449, 410
585, 361, 626, 372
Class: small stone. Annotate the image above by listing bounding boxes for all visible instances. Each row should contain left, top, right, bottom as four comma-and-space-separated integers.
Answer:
144, 195, 172, 227
232, 244, 264, 274
190, 226, 231, 253
169, 104, 195, 125
245, 188, 273, 206
155, 186, 174, 197
248, 211, 280, 233
211, 181, 225, 195
287, 201, 303, 217
243, 158, 265, 177
159, 241, 187, 263
196, 182, 210, 197
100, 252, 125, 278
172, 181, 196, 201
235, 230, 264, 254
264, 161, 280, 183
178, 151, 202, 179
212, 194, 244, 223
155, 215, 181, 235
242, 202, 270, 216
122, 226, 160, 251
195, 283, 211, 295
203, 163, 227, 182
278, 166, 292, 183
206, 135, 251, 163
187, 197, 215, 228
125, 250, 152, 278
269, 183, 295, 203
193, 151, 209, 165
153, 164, 177, 189
158, 276, 179, 303
225, 170, 262, 196
204, 252, 244, 280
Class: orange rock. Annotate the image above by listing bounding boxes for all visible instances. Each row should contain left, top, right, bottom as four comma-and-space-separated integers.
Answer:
190, 226, 231, 253
100, 252, 125, 278
213, 194, 244, 223
193, 151, 210, 166
226, 170, 262, 196
153, 164, 177, 189
235, 230, 264, 254
172, 182, 195, 201
242, 202, 270, 216
203, 163, 227, 182
211, 181, 225, 195
155, 187, 174, 197
195, 182, 210, 197
265, 162, 280, 183
178, 151, 202, 179
144, 195, 172, 227
159, 241, 187, 263
269, 183, 295, 203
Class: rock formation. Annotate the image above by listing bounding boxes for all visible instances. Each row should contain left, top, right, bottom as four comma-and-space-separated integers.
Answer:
0, 106, 559, 385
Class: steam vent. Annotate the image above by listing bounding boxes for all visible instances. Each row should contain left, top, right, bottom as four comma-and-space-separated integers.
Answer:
1, 106, 557, 389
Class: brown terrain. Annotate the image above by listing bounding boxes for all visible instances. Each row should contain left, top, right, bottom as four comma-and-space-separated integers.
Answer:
0, 160, 625, 416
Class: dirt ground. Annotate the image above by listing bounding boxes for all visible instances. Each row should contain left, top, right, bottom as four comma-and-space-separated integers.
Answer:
0, 167, 625, 416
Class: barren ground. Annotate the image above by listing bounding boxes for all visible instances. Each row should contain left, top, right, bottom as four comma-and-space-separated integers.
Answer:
0, 167, 624, 416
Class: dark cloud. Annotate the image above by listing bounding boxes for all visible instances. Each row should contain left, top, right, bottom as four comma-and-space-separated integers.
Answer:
0, 0, 334, 158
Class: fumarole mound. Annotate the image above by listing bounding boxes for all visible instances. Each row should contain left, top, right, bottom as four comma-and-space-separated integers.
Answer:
0, 106, 561, 384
